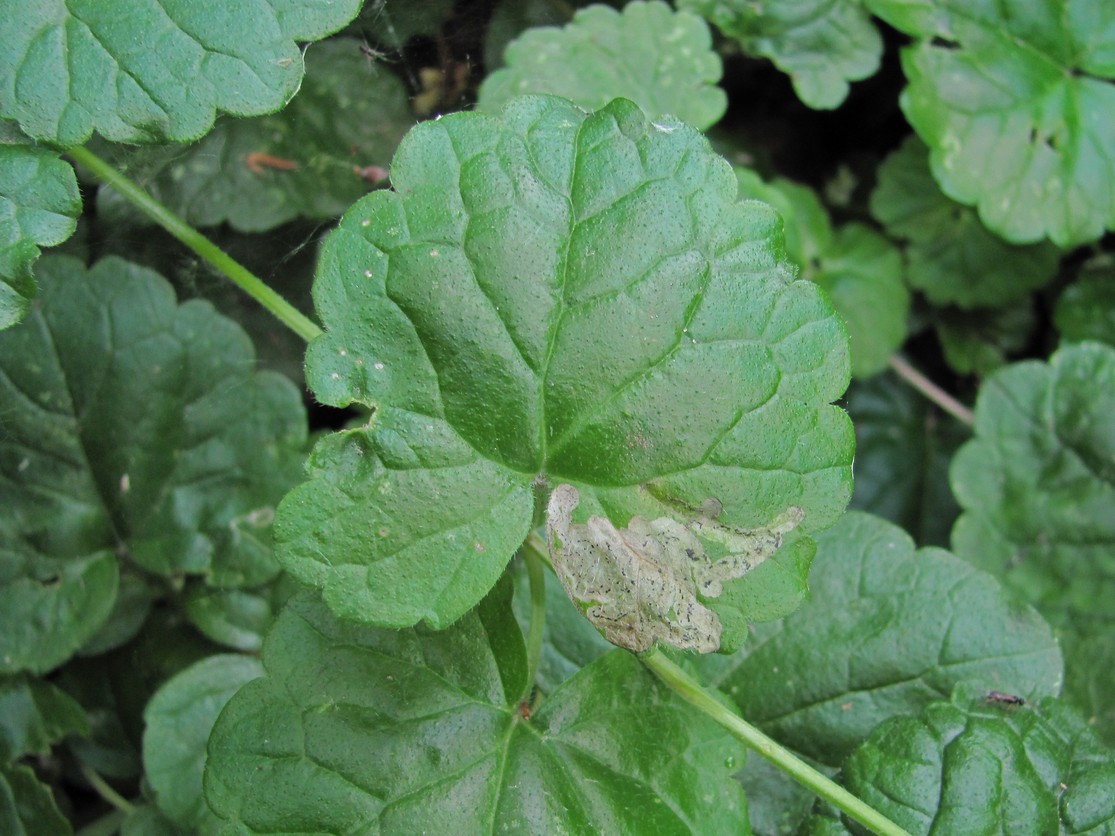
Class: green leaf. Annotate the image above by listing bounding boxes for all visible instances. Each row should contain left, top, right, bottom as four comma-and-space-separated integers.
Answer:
183, 584, 279, 652
0, 676, 88, 764
888, 2, 1115, 246
934, 300, 1036, 377
844, 684, 1115, 835
678, 0, 882, 109
278, 94, 853, 644
0, 0, 362, 146
0, 255, 307, 673
736, 169, 908, 378
77, 572, 159, 657
479, 1, 727, 131
697, 512, 1062, 768
870, 135, 1061, 308
0, 143, 80, 329
205, 589, 749, 833
1055, 253, 1115, 348
98, 39, 413, 233
1061, 627, 1115, 747
844, 370, 964, 547
951, 342, 1115, 623
0, 764, 70, 836
143, 654, 263, 831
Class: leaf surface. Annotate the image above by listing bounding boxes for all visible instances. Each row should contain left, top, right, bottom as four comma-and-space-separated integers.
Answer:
878, 1, 1115, 245
870, 135, 1060, 308
0, 764, 70, 836
98, 39, 412, 233
0, 676, 88, 764
0, 255, 307, 673
0, 0, 362, 146
205, 588, 749, 834
844, 685, 1115, 835
143, 654, 263, 831
1055, 254, 1115, 348
479, 1, 727, 131
679, 0, 882, 109
0, 143, 80, 329
279, 94, 853, 643
698, 512, 1062, 767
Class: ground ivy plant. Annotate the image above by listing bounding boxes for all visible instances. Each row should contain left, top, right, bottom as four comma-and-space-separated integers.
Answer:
1, 1, 1113, 834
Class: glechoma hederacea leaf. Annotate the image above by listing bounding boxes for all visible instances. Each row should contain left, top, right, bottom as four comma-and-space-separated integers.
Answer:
697, 512, 1062, 768
872, 0, 1115, 246
843, 683, 1115, 835
0, 255, 307, 674
276, 94, 853, 648
0, 142, 80, 330
479, 1, 727, 131
0, 0, 362, 146
205, 585, 750, 833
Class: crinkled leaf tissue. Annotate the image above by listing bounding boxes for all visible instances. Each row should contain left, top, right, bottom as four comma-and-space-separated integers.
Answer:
547, 484, 803, 652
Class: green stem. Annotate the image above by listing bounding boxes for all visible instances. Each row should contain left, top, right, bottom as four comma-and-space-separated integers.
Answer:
79, 763, 135, 816
521, 534, 549, 701
69, 145, 323, 344
640, 650, 912, 836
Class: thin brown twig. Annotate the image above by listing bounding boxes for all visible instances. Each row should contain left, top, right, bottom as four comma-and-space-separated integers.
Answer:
888, 355, 975, 427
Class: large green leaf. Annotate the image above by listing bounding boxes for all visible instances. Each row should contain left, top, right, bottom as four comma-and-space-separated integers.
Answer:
205, 588, 749, 833
697, 512, 1062, 768
0, 764, 70, 836
98, 38, 413, 233
678, 0, 882, 109
143, 654, 263, 832
877, 1, 1115, 246
870, 135, 1061, 309
951, 341, 1115, 744
735, 168, 908, 378
277, 94, 854, 647
478, 1, 727, 131
1055, 254, 1115, 348
843, 684, 1115, 835
933, 300, 1036, 377
0, 0, 362, 146
0, 142, 80, 329
0, 255, 307, 673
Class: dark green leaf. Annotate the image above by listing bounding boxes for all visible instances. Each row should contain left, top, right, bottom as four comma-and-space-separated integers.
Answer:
77, 572, 159, 657
679, 0, 882, 109
0, 764, 70, 836
0, 255, 307, 673
183, 585, 276, 653
1055, 254, 1115, 348
143, 654, 263, 831
98, 39, 413, 233
0, 144, 80, 329
0, 676, 88, 764
844, 370, 964, 547
884, 2, 1115, 246
698, 512, 1062, 768
844, 684, 1115, 835
279, 94, 853, 646
479, 1, 727, 131
205, 589, 749, 833
933, 300, 1036, 377
870, 135, 1060, 308
0, 0, 362, 146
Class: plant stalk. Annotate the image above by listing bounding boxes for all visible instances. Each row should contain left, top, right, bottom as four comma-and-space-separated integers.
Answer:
68, 145, 323, 344
521, 534, 549, 701
79, 763, 135, 816
889, 354, 975, 427
640, 650, 912, 836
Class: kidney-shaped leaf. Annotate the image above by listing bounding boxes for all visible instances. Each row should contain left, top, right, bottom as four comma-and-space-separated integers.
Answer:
0, 256, 308, 673
844, 685, 1115, 835
698, 512, 1062, 768
479, 1, 727, 131
0, 0, 362, 146
205, 589, 748, 834
888, 1, 1115, 246
278, 94, 853, 643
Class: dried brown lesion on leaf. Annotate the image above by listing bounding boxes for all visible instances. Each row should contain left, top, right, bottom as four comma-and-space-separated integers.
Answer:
545, 484, 804, 654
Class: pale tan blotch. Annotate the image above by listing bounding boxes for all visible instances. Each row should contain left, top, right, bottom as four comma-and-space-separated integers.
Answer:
545, 485, 803, 654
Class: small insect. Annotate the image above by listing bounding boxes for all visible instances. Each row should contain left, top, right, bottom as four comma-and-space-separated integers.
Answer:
245, 152, 299, 175
985, 690, 1026, 706
517, 701, 532, 721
